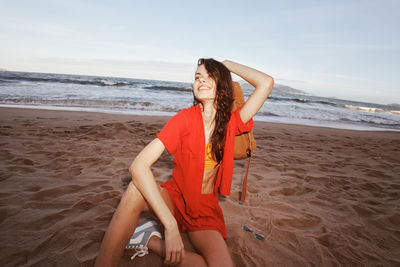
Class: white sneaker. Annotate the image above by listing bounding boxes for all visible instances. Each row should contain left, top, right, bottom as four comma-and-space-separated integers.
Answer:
126, 219, 163, 260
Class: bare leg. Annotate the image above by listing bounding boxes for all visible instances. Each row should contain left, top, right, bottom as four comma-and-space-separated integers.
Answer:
95, 182, 151, 267
147, 237, 207, 267
145, 229, 232, 267
188, 230, 234, 267
95, 181, 209, 267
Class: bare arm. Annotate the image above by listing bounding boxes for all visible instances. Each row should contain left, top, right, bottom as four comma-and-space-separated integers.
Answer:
222, 60, 274, 124
129, 138, 184, 264
129, 138, 176, 229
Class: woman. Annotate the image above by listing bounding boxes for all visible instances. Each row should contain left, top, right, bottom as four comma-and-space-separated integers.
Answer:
95, 58, 273, 266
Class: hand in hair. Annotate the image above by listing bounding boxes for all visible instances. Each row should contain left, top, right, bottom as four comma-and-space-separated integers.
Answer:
222, 60, 273, 124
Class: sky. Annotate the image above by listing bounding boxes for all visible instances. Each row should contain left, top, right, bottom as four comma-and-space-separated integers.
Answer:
1, 0, 399, 105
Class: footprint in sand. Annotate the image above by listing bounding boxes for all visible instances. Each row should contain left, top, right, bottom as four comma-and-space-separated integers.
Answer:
7, 165, 36, 173
270, 185, 314, 197
28, 212, 66, 231
25, 185, 42, 192
11, 158, 35, 166
0, 171, 13, 181
41, 158, 64, 171
275, 211, 322, 230
29, 184, 84, 201
0, 150, 15, 161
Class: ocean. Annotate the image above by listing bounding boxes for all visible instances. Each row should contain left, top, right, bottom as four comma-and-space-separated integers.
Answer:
0, 71, 399, 131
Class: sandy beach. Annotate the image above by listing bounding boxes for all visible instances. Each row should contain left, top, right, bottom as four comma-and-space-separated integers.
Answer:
0, 107, 399, 266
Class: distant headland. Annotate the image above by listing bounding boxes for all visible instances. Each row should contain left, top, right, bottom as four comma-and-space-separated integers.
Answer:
238, 80, 310, 95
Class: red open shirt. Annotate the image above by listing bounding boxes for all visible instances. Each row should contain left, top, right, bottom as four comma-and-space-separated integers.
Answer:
157, 104, 253, 218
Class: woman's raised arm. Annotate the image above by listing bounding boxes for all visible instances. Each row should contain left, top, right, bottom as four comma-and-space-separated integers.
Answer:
222, 60, 274, 124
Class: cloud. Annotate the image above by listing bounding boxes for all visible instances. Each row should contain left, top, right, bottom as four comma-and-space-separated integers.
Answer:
275, 78, 308, 84
307, 43, 396, 51
37, 57, 193, 70
32, 57, 196, 82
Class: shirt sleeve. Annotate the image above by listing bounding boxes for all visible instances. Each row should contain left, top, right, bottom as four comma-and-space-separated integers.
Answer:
232, 106, 254, 135
156, 109, 187, 155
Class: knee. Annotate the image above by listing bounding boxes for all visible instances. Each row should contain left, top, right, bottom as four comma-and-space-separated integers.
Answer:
120, 181, 148, 211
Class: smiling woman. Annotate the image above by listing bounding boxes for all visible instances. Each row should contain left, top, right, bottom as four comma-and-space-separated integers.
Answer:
194, 65, 217, 100
95, 58, 273, 266
194, 58, 236, 166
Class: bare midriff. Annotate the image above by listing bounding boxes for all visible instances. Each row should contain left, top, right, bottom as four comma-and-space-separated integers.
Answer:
201, 167, 219, 194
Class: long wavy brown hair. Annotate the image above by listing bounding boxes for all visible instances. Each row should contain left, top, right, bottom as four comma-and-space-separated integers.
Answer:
194, 58, 234, 165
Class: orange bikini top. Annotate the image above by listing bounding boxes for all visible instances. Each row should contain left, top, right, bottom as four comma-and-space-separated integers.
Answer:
204, 143, 219, 170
